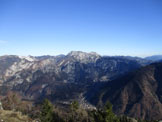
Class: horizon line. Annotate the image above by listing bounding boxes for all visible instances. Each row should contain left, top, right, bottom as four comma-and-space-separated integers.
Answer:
0, 50, 162, 58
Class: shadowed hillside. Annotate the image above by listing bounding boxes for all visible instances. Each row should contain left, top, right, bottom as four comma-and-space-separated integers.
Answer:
87, 62, 162, 120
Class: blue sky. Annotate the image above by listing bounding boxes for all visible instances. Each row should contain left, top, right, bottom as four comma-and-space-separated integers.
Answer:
0, 0, 162, 57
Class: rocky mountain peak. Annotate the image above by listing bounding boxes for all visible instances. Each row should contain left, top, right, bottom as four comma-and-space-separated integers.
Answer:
67, 51, 100, 63
18, 55, 36, 62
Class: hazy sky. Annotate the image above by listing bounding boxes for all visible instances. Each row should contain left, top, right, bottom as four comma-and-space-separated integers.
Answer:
0, 0, 162, 57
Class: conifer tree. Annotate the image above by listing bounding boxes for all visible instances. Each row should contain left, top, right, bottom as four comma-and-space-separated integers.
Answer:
40, 99, 54, 122
94, 101, 119, 122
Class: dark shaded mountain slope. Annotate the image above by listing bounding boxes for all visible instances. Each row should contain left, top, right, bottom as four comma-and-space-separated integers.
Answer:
87, 62, 162, 120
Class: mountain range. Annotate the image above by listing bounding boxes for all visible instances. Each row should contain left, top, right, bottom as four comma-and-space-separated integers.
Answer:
0, 51, 162, 120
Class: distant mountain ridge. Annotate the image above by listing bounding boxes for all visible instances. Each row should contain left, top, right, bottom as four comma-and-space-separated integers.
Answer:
145, 55, 162, 61
0, 51, 148, 85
